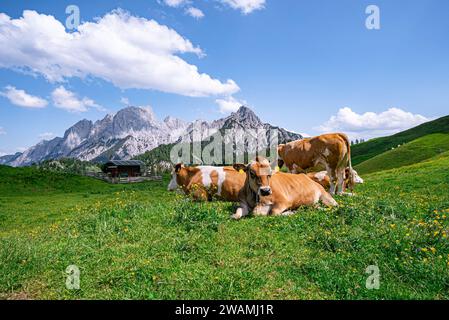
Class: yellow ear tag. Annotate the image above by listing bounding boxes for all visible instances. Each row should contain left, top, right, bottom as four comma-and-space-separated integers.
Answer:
239, 169, 244, 174
275, 166, 280, 173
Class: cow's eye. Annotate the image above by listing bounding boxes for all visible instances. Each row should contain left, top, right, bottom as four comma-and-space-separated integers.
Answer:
250, 171, 256, 178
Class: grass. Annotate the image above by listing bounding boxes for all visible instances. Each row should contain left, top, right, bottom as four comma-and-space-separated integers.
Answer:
355, 133, 449, 174
1, 155, 449, 300
352, 115, 449, 166
0, 165, 167, 234
0, 165, 111, 196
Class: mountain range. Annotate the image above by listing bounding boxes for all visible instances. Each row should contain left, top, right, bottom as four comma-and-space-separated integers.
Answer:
0, 106, 302, 167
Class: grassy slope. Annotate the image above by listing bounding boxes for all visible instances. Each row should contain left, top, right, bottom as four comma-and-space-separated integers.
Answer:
0, 165, 167, 234
0, 165, 112, 196
133, 143, 174, 165
355, 133, 449, 174
352, 115, 449, 166
1, 157, 449, 299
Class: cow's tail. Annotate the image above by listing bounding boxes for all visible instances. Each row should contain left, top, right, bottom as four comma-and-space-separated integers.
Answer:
340, 133, 354, 192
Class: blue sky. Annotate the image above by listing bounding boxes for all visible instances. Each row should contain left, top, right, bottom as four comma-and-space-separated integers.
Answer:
1, 0, 448, 155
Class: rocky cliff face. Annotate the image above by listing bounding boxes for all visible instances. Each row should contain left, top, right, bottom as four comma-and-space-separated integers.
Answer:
2, 106, 302, 166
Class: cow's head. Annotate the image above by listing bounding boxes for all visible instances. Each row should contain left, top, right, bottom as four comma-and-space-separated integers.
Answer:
344, 168, 364, 192
277, 144, 286, 169
352, 169, 364, 184
167, 163, 184, 191
344, 168, 364, 184
234, 156, 273, 197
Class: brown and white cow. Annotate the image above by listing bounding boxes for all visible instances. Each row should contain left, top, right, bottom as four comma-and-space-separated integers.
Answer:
167, 164, 246, 202
278, 133, 354, 195
232, 157, 338, 219
307, 168, 364, 193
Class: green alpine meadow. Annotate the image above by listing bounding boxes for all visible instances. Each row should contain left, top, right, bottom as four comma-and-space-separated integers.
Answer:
1, 117, 449, 300
1, 1, 449, 303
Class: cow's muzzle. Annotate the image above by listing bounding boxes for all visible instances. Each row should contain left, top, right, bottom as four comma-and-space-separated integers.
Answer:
259, 187, 272, 196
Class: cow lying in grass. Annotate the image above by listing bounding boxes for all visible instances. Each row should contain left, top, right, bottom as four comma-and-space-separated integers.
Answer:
167, 164, 246, 202
232, 157, 338, 220
307, 168, 364, 193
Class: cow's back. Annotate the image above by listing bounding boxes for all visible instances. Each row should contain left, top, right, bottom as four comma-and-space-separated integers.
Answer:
213, 167, 246, 201
188, 166, 245, 202
270, 172, 328, 209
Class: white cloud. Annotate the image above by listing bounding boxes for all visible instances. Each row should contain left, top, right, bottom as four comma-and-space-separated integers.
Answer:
0, 127, 5, 135
219, 0, 266, 14
0, 85, 48, 108
38, 132, 55, 141
186, 7, 205, 19
51, 86, 104, 113
318, 107, 430, 139
120, 97, 130, 106
0, 10, 239, 97
163, 0, 190, 7
215, 96, 246, 113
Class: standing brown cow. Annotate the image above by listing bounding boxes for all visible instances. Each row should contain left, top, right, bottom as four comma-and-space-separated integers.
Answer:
277, 133, 354, 195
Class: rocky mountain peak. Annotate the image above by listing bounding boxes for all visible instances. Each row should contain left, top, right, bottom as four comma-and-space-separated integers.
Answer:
115, 106, 156, 122
223, 105, 263, 129
112, 106, 160, 136
236, 105, 254, 116
63, 119, 93, 140
164, 116, 187, 130
3, 105, 302, 166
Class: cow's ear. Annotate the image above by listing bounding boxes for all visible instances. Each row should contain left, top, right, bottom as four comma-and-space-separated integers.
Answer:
175, 163, 184, 173
277, 158, 285, 169
278, 144, 285, 154
233, 163, 247, 172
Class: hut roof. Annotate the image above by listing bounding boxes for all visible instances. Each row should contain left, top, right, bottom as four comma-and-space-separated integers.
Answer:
105, 160, 144, 166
